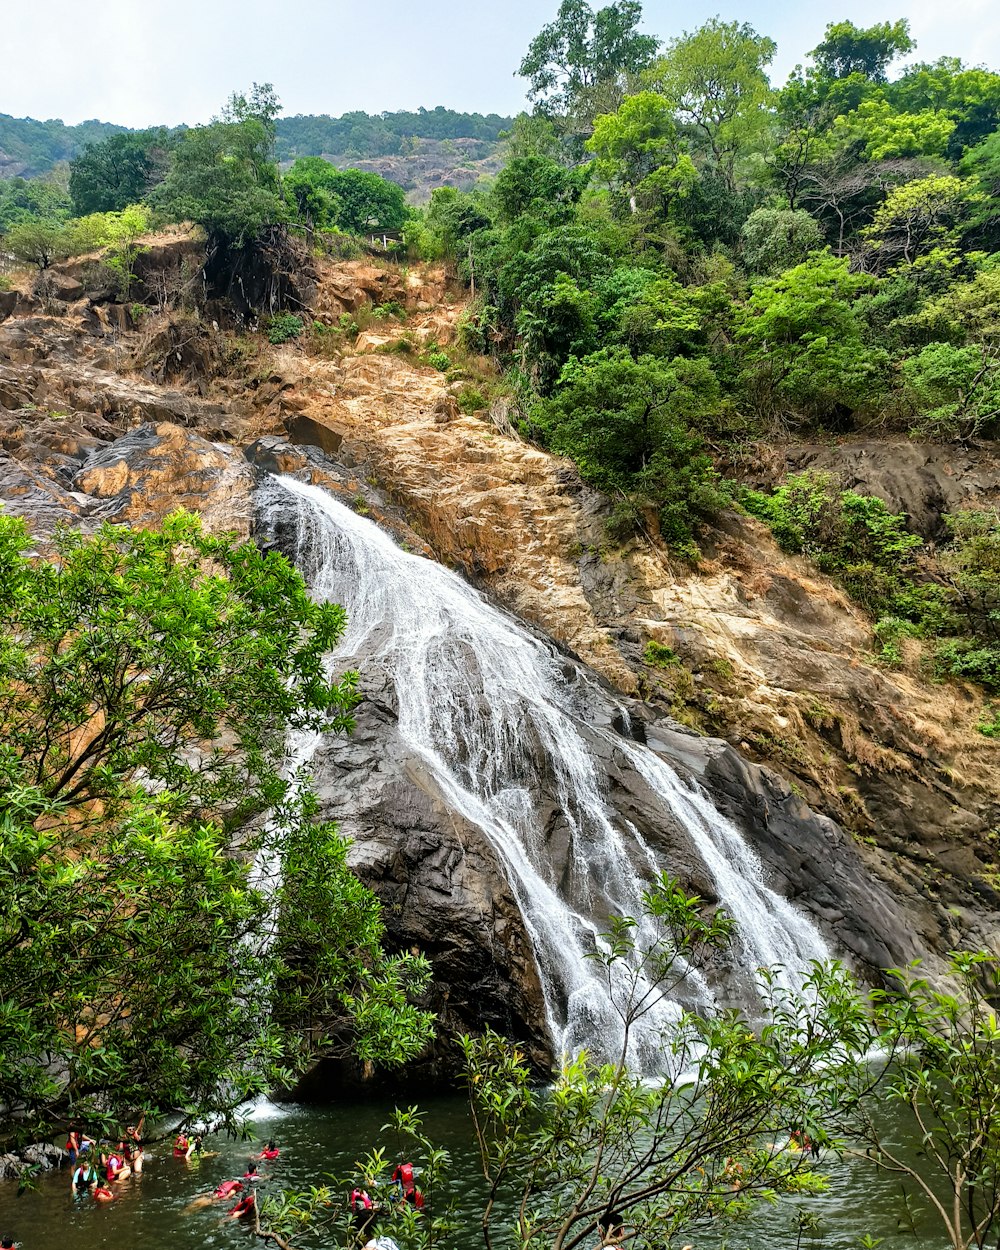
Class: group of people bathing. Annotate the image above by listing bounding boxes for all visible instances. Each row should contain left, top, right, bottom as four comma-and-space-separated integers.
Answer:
67, 1117, 280, 1222
66, 1123, 425, 1236
350, 1162, 426, 1250
67, 1119, 145, 1202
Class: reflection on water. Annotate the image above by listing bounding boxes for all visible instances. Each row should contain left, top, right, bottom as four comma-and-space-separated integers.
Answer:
0, 1095, 941, 1250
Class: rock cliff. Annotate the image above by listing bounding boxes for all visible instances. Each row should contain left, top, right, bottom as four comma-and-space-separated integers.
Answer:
2, 241, 998, 1072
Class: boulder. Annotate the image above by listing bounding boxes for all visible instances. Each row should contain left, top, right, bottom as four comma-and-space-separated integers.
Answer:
36, 269, 85, 303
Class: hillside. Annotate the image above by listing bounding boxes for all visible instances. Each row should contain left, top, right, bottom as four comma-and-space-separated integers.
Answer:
0, 107, 511, 197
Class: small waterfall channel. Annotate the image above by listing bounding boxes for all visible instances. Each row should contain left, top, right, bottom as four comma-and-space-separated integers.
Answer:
259, 475, 830, 1075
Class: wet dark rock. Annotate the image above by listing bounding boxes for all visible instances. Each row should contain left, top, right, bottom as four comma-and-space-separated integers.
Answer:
0, 1142, 65, 1182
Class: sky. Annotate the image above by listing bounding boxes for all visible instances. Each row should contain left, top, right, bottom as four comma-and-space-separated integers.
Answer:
3, 0, 1000, 129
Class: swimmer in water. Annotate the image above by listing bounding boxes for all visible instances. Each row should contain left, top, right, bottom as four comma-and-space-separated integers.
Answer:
243, 1161, 260, 1180
93, 1182, 115, 1202
228, 1191, 257, 1220
258, 1140, 280, 1161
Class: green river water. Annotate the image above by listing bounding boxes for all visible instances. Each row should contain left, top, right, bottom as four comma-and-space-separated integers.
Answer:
0, 1095, 946, 1250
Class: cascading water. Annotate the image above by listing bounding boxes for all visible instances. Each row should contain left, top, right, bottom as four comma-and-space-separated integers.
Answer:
259, 474, 830, 1074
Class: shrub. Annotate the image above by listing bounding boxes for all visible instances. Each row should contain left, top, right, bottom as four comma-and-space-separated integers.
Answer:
456, 385, 488, 414
267, 313, 304, 344
644, 640, 680, 668
428, 350, 451, 372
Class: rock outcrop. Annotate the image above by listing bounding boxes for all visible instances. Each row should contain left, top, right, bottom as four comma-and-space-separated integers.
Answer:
2, 247, 999, 1074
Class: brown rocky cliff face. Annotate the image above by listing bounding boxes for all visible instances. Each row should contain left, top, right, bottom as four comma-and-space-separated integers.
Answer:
3, 249, 999, 1067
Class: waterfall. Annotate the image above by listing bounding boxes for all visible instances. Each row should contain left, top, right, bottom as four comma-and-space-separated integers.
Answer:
260, 475, 830, 1074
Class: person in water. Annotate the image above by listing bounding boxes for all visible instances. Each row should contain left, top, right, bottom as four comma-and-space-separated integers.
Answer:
173, 1131, 190, 1157
105, 1147, 130, 1181
71, 1161, 98, 1195
228, 1190, 257, 1220
350, 1186, 377, 1234
364, 1237, 401, 1250
243, 1161, 260, 1180
258, 1140, 280, 1161
597, 1210, 624, 1244
65, 1129, 95, 1164
93, 1182, 115, 1202
391, 1160, 423, 1206
214, 1179, 244, 1200
1, 1235, 16, 1248
186, 1133, 204, 1160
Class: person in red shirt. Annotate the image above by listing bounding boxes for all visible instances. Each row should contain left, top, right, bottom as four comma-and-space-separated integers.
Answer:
228, 1191, 257, 1220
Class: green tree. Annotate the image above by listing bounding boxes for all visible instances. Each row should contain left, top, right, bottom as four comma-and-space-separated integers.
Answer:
961, 131, 1000, 249
491, 155, 589, 227
3, 217, 73, 270
325, 167, 409, 234
644, 19, 776, 191
935, 512, 1000, 693
586, 91, 697, 216
735, 252, 888, 420
858, 951, 1000, 1250
69, 129, 172, 215
862, 175, 974, 271
810, 19, 915, 84
740, 206, 824, 274
0, 512, 433, 1142
828, 96, 956, 161
0, 177, 72, 232
460, 878, 876, 1250
519, 0, 660, 132
889, 58, 1000, 154
902, 341, 1000, 441
102, 202, 152, 299
283, 155, 343, 233
529, 346, 727, 543
154, 87, 286, 248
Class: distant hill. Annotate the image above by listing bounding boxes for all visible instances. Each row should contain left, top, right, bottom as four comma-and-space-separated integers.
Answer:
275, 107, 511, 161
0, 107, 513, 188
0, 115, 127, 177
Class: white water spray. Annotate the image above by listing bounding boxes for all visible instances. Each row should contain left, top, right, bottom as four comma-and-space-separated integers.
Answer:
261, 475, 829, 1073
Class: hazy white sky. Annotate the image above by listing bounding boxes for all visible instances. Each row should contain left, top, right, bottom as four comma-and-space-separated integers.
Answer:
3, 0, 999, 128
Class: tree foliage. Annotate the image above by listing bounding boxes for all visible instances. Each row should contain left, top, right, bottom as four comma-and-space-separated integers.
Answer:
644, 19, 776, 189
810, 18, 915, 84
0, 512, 433, 1142
519, 0, 660, 130
69, 129, 173, 215
154, 85, 285, 247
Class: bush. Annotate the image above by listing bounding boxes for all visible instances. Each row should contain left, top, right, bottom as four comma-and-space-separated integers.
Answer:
529, 347, 729, 547
456, 385, 488, 414
428, 350, 451, 371
644, 640, 680, 668
268, 313, 304, 344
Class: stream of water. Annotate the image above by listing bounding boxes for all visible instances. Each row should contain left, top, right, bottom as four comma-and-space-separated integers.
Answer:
261, 475, 830, 1072
0, 476, 944, 1249
1, 1097, 943, 1250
